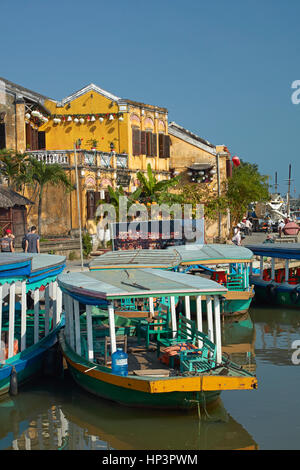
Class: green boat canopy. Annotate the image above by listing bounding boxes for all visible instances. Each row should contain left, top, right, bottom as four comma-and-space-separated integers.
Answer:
58, 268, 227, 304
167, 244, 254, 265
89, 249, 181, 271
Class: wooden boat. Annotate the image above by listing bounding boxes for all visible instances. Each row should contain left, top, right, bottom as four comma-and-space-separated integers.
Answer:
0, 253, 66, 397
246, 243, 300, 308
168, 244, 255, 318
58, 268, 257, 410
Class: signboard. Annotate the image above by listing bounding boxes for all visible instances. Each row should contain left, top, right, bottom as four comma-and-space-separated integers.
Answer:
111, 218, 204, 251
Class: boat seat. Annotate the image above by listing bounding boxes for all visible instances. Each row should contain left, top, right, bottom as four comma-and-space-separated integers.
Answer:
137, 316, 170, 348
104, 335, 127, 366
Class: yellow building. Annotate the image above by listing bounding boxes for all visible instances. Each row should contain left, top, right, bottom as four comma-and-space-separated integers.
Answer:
168, 122, 232, 241
23, 83, 171, 236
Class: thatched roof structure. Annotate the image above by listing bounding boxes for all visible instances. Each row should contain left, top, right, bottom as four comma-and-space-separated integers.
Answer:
0, 186, 34, 209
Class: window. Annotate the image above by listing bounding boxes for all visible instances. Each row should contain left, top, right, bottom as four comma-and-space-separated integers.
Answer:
132, 128, 157, 156
159, 134, 170, 158
0, 124, 5, 149
86, 191, 101, 219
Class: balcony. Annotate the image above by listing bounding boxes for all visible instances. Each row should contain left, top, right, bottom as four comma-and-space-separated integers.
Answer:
27, 150, 128, 169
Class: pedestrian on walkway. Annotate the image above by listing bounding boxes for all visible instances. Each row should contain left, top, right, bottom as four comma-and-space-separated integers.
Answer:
232, 226, 242, 246
24, 226, 40, 253
0, 229, 15, 252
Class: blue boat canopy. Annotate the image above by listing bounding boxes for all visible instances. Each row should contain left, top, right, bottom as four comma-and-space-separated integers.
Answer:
58, 268, 227, 305
0, 253, 66, 288
167, 244, 254, 265
246, 243, 300, 260
89, 249, 181, 271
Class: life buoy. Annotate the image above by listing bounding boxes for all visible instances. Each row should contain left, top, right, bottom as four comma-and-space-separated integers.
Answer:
290, 287, 300, 304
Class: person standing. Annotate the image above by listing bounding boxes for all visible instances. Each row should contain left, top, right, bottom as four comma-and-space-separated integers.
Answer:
25, 226, 40, 253
245, 218, 252, 236
0, 229, 15, 252
232, 226, 242, 246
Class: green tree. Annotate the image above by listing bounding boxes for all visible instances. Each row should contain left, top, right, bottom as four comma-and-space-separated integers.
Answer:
226, 161, 269, 229
0, 149, 30, 190
27, 157, 74, 235
136, 163, 179, 204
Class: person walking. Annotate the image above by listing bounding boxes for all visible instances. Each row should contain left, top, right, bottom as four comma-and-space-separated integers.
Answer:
0, 229, 15, 252
24, 226, 40, 253
245, 218, 252, 236
232, 226, 242, 246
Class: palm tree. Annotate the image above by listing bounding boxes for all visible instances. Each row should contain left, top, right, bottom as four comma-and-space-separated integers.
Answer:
97, 185, 142, 221
136, 163, 179, 204
27, 157, 74, 235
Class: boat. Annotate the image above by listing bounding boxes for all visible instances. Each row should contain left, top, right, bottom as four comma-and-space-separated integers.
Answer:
246, 243, 300, 308
57, 268, 257, 410
168, 244, 255, 318
0, 253, 66, 398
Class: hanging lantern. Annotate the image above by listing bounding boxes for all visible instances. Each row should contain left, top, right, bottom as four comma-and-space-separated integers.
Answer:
79, 118, 85, 124
99, 117, 104, 122
53, 118, 61, 124
25, 113, 31, 119
119, 116, 124, 121
42, 117, 48, 123
31, 110, 39, 117
210, 169, 216, 175
232, 155, 240, 167
91, 115, 96, 122
109, 114, 114, 120
74, 117, 79, 123
67, 116, 72, 122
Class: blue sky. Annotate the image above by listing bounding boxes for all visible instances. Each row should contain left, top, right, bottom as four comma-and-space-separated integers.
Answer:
1, 0, 299, 196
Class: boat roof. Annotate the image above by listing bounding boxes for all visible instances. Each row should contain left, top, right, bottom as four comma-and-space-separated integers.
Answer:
245, 243, 300, 260
0, 253, 66, 288
58, 268, 227, 304
168, 244, 253, 265
89, 249, 181, 270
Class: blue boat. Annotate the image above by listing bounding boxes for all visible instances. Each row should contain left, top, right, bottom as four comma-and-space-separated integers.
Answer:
0, 253, 66, 397
246, 243, 300, 308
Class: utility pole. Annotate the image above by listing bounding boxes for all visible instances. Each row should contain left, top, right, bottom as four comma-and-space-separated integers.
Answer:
287, 164, 292, 218
274, 171, 278, 194
74, 140, 84, 271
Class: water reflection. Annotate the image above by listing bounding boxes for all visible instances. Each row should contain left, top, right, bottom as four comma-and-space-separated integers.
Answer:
250, 306, 300, 366
0, 375, 258, 450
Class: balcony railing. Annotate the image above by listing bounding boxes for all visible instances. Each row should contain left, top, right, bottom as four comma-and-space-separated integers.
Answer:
27, 150, 128, 169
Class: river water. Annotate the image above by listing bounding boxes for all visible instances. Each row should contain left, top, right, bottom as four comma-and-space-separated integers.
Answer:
1, 305, 300, 451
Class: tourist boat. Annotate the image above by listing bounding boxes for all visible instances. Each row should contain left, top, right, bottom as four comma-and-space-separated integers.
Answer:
57, 268, 257, 410
168, 244, 255, 318
0, 253, 66, 397
246, 243, 300, 308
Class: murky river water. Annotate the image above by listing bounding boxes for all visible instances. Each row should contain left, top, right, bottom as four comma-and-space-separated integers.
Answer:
1, 305, 300, 451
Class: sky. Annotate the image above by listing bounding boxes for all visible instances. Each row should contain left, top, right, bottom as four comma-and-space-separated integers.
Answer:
1, 0, 300, 197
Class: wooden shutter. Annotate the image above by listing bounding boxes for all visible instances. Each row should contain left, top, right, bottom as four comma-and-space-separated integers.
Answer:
38, 131, 46, 150
86, 192, 95, 219
152, 133, 157, 157
146, 131, 152, 157
141, 131, 146, 154
226, 159, 232, 178
159, 133, 164, 158
94, 191, 100, 216
132, 128, 141, 156
0, 124, 5, 150
164, 135, 170, 158
26, 123, 31, 149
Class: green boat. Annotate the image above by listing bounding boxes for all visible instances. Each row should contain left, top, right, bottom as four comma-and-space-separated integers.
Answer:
246, 243, 300, 308
58, 268, 257, 410
168, 244, 255, 318
0, 253, 66, 398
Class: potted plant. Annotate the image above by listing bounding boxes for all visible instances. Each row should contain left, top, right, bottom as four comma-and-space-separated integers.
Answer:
88, 139, 99, 151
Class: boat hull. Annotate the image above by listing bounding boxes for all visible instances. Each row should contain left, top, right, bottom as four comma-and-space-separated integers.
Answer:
0, 324, 62, 398
190, 295, 253, 318
251, 280, 300, 308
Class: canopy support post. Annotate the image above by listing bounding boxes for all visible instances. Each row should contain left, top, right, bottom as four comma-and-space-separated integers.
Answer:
108, 302, 117, 354
206, 296, 214, 343
214, 295, 222, 364
170, 296, 177, 338
196, 295, 203, 348
73, 299, 81, 355
45, 284, 50, 336
184, 295, 191, 320
21, 281, 27, 351
285, 259, 289, 283
260, 257, 264, 280
34, 288, 39, 344
271, 258, 275, 281
8, 283, 16, 358
86, 305, 94, 361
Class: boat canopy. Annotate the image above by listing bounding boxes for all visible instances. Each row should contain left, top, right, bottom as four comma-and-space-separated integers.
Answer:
246, 243, 300, 260
58, 268, 227, 305
0, 253, 66, 290
167, 244, 254, 265
89, 249, 181, 271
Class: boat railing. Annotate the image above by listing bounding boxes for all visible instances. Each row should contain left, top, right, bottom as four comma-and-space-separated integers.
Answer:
226, 274, 245, 291
0, 280, 62, 361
